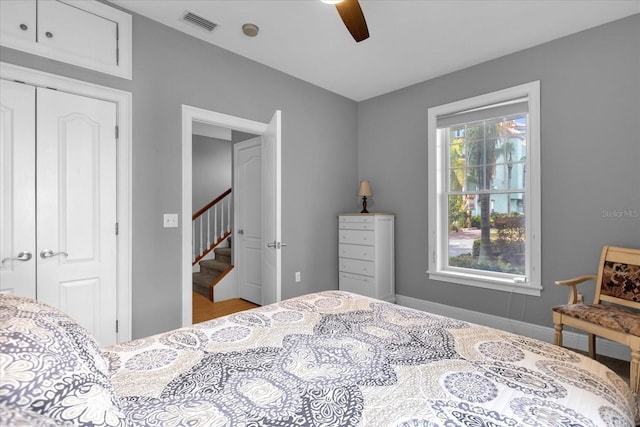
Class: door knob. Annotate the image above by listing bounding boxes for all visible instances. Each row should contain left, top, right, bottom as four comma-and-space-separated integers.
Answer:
40, 249, 69, 259
267, 241, 287, 249
1, 251, 32, 264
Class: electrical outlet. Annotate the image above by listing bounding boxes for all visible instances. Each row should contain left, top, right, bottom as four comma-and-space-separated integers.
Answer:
163, 214, 179, 228
295, 272, 301, 283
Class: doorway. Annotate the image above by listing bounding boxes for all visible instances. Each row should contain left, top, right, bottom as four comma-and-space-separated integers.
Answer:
181, 106, 282, 326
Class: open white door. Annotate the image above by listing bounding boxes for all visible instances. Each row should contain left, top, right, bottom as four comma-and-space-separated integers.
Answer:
234, 138, 262, 304
262, 111, 282, 306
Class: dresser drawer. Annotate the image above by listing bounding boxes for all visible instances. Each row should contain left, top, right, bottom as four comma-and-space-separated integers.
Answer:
338, 219, 375, 231
339, 244, 374, 261
339, 258, 374, 276
339, 229, 374, 246
339, 272, 375, 298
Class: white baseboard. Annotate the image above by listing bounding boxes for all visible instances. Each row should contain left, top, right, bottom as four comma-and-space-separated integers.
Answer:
395, 294, 630, 362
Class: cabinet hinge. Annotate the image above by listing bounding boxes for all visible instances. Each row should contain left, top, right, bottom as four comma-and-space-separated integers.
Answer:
115, 125, 119, 139
116, 320, 119, 333
115, 223, 119, 235
116, 25, 120, 65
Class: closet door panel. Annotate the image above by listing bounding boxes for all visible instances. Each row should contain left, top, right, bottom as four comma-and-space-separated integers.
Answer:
36, 87, 117, 346
0, 80, 36, 297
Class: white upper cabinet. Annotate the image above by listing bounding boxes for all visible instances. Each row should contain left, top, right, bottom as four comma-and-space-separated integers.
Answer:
1, 1, 37, 43
0, 0, 132, 80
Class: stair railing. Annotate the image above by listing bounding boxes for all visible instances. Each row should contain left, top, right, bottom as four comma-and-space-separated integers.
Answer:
192, 188, 232, 265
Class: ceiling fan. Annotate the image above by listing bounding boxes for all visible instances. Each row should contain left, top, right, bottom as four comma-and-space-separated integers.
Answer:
327, 0, 370, 42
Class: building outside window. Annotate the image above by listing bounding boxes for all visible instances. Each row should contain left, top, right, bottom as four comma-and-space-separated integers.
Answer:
427, 81, 541, 296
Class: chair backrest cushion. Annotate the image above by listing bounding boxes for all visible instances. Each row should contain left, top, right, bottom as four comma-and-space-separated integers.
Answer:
601, 261, 640, 303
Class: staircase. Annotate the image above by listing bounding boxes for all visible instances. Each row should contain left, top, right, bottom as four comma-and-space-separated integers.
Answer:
193, 239, 233, 301
192, 188, 233, 301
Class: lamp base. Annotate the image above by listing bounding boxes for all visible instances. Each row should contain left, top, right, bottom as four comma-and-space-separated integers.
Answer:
360, 196, 369, 214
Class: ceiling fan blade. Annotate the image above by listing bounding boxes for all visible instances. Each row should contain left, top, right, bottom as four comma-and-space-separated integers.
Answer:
335, 0, 369, 42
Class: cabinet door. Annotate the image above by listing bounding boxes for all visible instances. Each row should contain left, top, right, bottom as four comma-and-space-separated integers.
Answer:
0, 80, 36, 297
38, 0, 119, 73
0, 0, 36, 47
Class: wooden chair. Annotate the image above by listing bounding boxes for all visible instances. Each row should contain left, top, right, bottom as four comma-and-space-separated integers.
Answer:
552, 245, 640, 393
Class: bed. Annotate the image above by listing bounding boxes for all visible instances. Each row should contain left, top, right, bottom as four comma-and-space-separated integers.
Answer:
1, 291, 638, 426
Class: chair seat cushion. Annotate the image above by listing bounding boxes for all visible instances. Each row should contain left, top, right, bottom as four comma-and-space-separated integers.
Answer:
553, 303, 640, 336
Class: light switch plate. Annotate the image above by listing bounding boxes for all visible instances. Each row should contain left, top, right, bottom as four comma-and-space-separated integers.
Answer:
163, 214, 179, 228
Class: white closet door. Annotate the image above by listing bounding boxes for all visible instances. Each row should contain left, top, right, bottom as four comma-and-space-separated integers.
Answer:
0, 80, 36, 296
37, 87, 118, 346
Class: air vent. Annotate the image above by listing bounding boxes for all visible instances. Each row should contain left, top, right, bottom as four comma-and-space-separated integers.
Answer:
182, 11, 218, 32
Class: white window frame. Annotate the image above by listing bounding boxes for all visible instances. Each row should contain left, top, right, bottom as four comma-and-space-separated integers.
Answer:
427, 81, 541, 296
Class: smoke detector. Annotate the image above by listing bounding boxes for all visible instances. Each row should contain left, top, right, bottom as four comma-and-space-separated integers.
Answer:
242, 23, 259, 37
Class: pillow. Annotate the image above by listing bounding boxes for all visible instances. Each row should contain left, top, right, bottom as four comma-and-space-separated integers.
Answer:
0, 403, 67, 426
0, 295, 129, 426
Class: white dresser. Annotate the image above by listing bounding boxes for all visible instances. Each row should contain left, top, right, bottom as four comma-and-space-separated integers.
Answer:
338, 213, 395, 302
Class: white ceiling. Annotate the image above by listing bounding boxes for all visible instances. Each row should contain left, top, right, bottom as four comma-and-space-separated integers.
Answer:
110, 0, 640, 102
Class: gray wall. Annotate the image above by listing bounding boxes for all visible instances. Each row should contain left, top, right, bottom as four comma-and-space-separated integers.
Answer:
0, 9, 358, 338
2, 4, 637, 338
358, 14, 640, 328
192, 135, 231, 213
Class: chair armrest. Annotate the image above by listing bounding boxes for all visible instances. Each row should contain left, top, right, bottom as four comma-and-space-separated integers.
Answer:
555, 274, 597, 304
554, 275, 597, 287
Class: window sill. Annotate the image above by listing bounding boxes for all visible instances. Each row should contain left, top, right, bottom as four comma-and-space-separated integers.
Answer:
427, 270, 542, 296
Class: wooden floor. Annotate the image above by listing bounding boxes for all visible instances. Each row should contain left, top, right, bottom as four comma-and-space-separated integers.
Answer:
192, 292, 259, 324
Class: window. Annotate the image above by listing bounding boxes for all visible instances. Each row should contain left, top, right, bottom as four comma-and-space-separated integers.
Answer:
427, 81, 541, 296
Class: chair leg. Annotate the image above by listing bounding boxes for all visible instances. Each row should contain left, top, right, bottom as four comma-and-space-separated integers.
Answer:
588, 334, 596, 359
552, 312, 563, 347
553, 323, 563, 347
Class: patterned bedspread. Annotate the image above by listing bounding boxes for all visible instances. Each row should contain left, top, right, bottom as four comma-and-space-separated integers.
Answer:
102, 291, 637, 426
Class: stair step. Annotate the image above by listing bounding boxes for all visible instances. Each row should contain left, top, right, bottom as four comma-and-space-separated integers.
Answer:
214, 247, 231, 264
200, 259, 230, 275
192, 271, 217, 298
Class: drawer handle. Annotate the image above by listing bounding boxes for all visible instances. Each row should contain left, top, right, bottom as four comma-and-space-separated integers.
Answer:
20, 24, 28, 31
45, 31, 53, 38
342, 274, 369, 282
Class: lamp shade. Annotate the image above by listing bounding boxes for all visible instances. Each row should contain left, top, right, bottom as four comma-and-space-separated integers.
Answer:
358, 180, 372, 197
